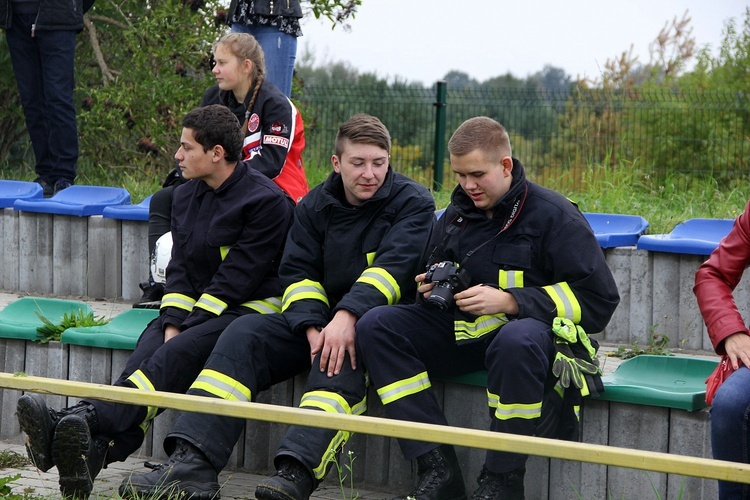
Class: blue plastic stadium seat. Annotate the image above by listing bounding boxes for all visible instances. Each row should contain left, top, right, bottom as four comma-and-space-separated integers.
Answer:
599, 355, 718, 411
583, 212, 650, 248
61, 308, 158, 350
636, 218, 735, 255
102, 194, 153, 221
13, 185, 131, 217
0, 180, 43, 208
0, 297, 94, 341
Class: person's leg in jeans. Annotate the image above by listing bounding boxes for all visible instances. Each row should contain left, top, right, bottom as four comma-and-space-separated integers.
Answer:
710, 365, 750, 499
231, 22, 297, 97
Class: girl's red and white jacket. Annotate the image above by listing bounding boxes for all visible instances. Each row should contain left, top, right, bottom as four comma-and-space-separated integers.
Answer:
201, 79, 308, 203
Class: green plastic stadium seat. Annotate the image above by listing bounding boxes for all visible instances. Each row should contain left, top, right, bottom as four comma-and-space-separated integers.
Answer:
599, 355, 718, 411
439, 370, 488, 387
61, 308, 159, 350
0, 297, 94, 341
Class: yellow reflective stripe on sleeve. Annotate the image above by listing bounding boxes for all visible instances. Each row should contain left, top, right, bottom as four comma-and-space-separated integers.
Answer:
356, 267, 401, 305
366, 252, 376, 266
281, 279, 329, 312
542, 282, 582, 323
377, 372, 431, 405
241, 296, 282, 314
189, 369, 252, 402
498, 270, 524, 289
160, 293, 196, 312
195, 293, 228, 315
455, 314, 508, 342
126, 369, 158, 424
494, 400, 543, 421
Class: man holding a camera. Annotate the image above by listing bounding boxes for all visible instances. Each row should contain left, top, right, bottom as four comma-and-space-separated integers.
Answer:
356, 116, 620, 500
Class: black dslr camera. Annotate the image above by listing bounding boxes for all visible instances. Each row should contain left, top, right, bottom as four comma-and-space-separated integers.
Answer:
423, 261, 472, 310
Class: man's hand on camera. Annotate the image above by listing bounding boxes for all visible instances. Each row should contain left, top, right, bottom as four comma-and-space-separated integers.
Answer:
454, 285, 518, 316
415, 272, 435, 297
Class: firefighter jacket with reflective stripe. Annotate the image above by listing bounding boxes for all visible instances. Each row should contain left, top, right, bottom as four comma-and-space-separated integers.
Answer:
200, 80, 308, 203
280, 168, 435, 336
161, 161, 294, 331
428, 159, 619, 341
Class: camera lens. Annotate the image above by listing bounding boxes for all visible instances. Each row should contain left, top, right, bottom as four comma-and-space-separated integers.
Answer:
426, 283, 454, 310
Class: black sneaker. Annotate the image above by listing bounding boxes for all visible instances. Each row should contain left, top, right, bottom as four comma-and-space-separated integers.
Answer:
34, 177, 53, 198
133, 281, 165, 309
255, 458, 314, 500
16, 393, 59, 472
52, 179, 73, 196
470, 466, 525, 500
118, 439, 220, 499
51, 414, 110, 499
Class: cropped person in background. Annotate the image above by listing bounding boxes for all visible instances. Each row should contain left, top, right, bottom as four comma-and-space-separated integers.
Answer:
694, 199, 750, 500
137, 32, 308, 307
226, 0, 302, 97
17, 105, 294, 499
1, 0, 95, 196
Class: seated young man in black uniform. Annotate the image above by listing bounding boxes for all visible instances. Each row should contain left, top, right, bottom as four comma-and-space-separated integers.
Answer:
118, 113, 436, 500
16, 104, 294, 499
356, 116, 620, 500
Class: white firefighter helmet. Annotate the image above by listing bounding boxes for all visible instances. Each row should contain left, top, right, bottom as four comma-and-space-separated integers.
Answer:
150, 231, 173, 285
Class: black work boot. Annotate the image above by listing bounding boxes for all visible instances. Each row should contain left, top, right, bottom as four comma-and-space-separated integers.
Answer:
51, 414, 110, 499
470, 466, 525, 500
393, 444, 467, 500
118, 438, 220, 499
255, 457, 314, 500
133, 281, 165, 309
16, 393, 59, 472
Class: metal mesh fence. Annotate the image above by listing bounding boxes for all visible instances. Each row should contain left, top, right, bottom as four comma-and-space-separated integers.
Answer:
297, 85, 750, 190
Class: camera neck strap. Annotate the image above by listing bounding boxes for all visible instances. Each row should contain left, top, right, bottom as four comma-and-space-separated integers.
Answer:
427, 183, 529, 269
460, 183, 528, 267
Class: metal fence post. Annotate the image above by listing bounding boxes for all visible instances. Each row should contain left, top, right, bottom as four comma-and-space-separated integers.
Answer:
432, 81, 447, 191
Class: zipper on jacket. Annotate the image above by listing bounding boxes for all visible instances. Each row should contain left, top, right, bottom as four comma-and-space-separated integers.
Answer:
31, 23, 35, 36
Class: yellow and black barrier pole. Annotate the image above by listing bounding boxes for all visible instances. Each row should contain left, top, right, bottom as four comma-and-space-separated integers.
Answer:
1, 372, 749, 485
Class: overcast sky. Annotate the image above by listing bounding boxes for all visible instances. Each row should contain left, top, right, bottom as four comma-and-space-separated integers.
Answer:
298, 0, 748, 85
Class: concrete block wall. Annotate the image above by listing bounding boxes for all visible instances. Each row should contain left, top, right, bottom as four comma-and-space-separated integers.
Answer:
602, 246, 750, 351
0, 208, 148, 302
